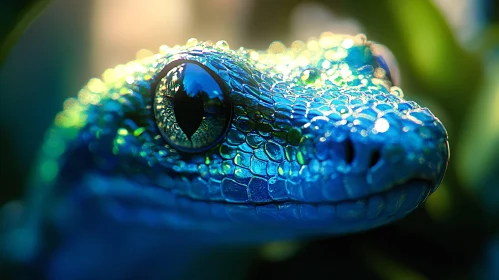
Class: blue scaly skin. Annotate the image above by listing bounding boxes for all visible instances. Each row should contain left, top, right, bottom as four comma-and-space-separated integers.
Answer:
1, 33, 449, 279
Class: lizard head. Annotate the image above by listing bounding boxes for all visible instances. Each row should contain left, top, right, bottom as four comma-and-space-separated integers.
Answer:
44, 33, 448, 242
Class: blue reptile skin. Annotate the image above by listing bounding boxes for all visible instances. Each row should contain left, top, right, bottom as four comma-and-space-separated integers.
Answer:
1, 33, 449, 279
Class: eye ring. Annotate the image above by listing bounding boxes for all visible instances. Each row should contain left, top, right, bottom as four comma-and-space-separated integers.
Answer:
153, 60, 233, 153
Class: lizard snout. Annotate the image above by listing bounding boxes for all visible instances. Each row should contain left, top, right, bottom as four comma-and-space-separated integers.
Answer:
299, 105, 449, 202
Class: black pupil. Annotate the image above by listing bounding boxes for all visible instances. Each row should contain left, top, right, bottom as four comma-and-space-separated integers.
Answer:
173, 83, 204, 140
171, 63, 225, 141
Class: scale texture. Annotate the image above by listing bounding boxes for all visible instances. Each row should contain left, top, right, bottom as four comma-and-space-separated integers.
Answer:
1, 33, 449, 279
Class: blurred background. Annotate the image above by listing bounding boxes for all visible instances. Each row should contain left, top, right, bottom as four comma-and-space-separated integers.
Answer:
0, 0, 498, 279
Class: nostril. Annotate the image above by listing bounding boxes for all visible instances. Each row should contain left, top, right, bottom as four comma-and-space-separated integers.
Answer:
368, 150, 381, 168
344, 138, 355, 164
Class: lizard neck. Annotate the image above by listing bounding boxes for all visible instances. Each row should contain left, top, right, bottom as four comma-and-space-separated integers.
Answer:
20, 169, 259, 280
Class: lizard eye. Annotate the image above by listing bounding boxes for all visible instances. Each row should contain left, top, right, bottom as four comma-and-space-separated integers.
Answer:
370, 43, 401, 86
154, 61, 232, 153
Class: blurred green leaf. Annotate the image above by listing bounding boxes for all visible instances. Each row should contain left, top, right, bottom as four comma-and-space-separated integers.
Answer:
0, 0, 51, 63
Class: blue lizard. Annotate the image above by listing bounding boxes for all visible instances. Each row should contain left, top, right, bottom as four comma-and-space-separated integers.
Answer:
0, 33, 449, 279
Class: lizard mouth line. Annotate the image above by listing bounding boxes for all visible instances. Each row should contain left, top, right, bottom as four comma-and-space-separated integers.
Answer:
219, 177, 435, 206
93, 175, 434, 227
109, 175, 434, 208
